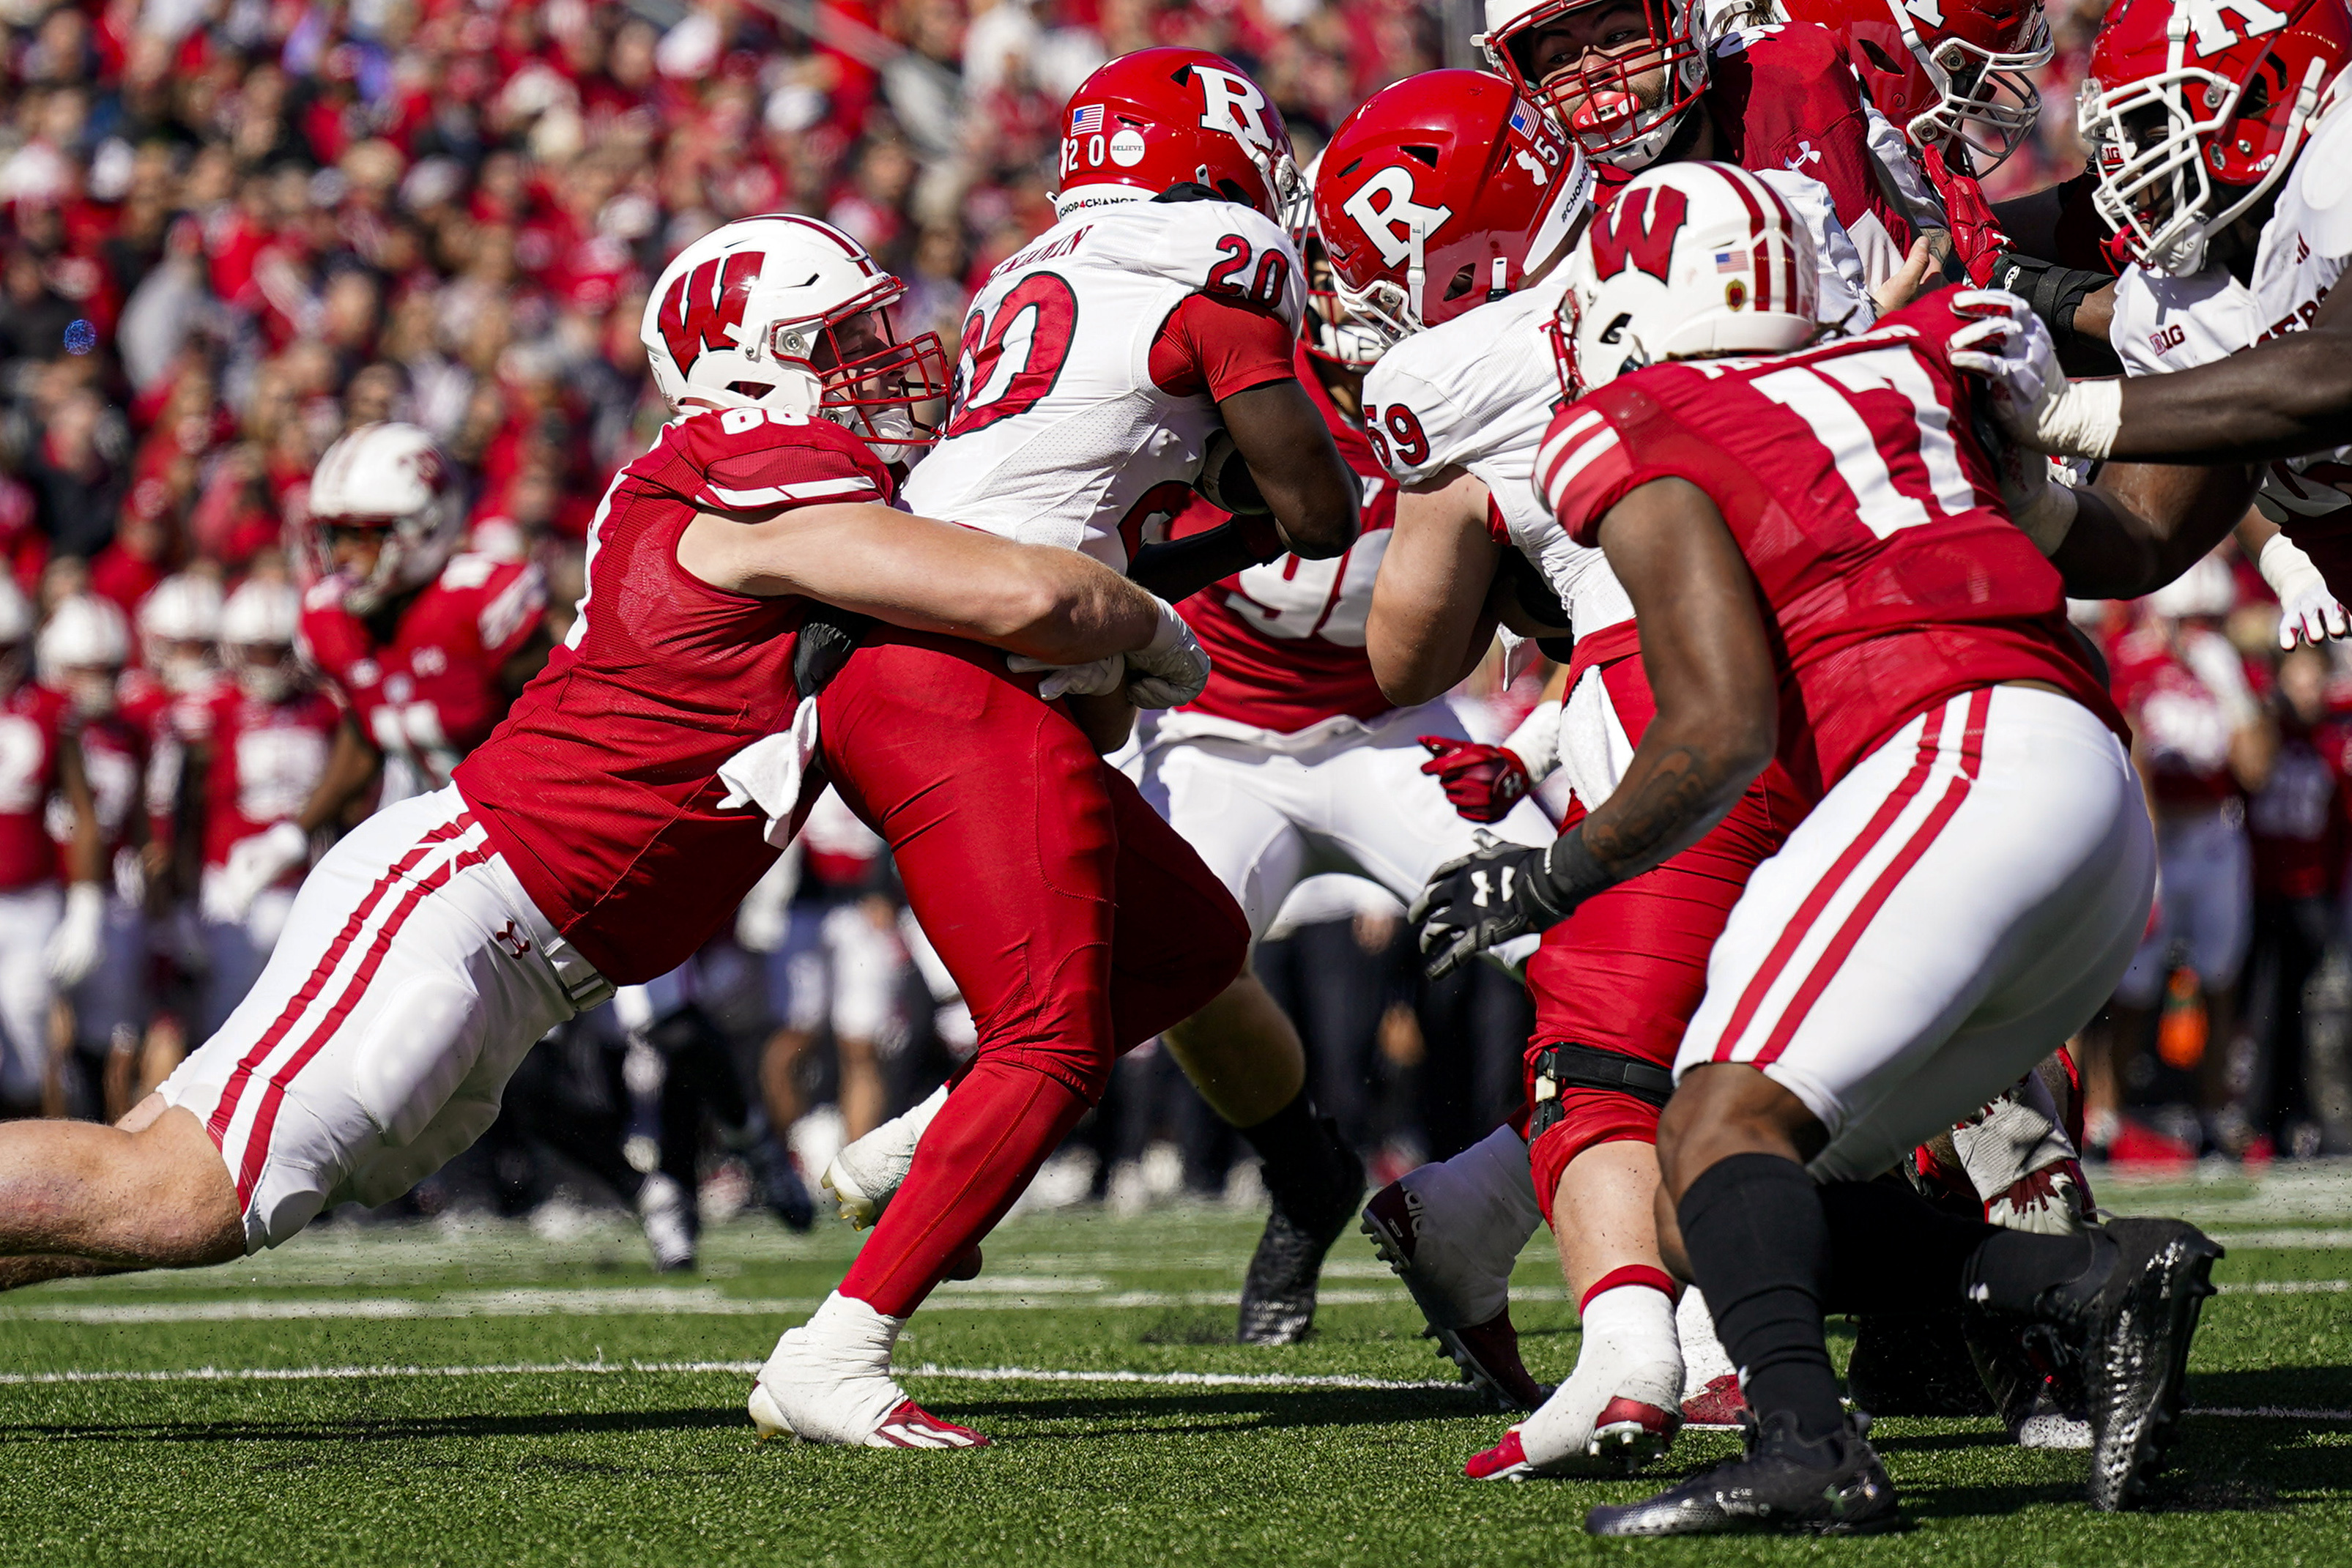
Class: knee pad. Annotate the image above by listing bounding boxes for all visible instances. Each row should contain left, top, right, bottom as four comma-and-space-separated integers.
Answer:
1526, 1042, 1672, 1227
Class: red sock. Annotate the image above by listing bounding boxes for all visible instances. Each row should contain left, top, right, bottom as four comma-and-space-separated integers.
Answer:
838, 1058, 1090, 1318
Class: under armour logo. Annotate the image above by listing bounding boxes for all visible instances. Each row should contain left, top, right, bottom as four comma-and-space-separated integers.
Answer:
1786, 141, 1822, 171
1469, 867, 1516, 908
493, 921, 532, 959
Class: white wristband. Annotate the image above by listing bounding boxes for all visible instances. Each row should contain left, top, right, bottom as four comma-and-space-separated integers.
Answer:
1142, 595, 1188, 658
2037, 379, 2123, 462
2259, 530, 2327, 602
1500, 698, 1563, 784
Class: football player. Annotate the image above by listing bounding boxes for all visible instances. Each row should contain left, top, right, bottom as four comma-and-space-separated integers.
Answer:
0, 217, 1244, 1461
185, 580, 341, 1036
822, 48, 1372, 1345
1425, 160, 2218, 1530
1329, 102, 1849, 1467
1477, 0, 1935, 302
1958, 0, 2352, 630
204, 422, 554, 922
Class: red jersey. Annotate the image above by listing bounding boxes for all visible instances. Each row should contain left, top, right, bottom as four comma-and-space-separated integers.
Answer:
1537, 289, 2122, 799
0, 683, 68, 891
56, 708, 147, 872
298, 553, 549, 786
1176, 343, 1397, 732
456, 410, 895, 983
2251, 718, 2348, 900
2106, 622, 2253, 810
196, 683, 340, 873
1595, 25, 1915, 278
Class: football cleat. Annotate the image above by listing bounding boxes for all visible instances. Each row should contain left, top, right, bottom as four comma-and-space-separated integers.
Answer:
1466, 1397, 1677, 1480
820, 1084, 949, 1228
2040, 1218, 2223, 1510
1845, 1310, 1994, 1416
637, 1172, 697, 1274
1966, 1312, 2091, 1450
749, 1386, 990, 1451
1584, 1411, 1902, 1538
750, 1293, 991, 1450
1680, 1373, 1747, 1429
1358, 1142, 1546, 1408
1238, 1118, 1365, 1345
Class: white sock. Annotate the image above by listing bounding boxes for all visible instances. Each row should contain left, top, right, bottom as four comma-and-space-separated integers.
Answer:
1517, 1282, 1680, 1468
1677, 1286, 1736, 1398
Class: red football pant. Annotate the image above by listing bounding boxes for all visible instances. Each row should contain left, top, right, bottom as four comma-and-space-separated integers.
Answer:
817, 630, 1247, 1315
1526, 653, 1810, 1226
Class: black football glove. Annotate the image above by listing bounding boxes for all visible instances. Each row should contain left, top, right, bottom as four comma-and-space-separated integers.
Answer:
1410, 836, 1575, 981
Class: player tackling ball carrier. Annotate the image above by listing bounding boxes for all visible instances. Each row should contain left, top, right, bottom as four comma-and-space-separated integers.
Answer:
0, 215, 1247, 1451
1414, 159, 2223, 1529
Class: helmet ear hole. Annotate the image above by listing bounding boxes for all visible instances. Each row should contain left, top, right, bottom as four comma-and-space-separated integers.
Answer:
1858, 38, 1902, 76
1443, 264, 1480, 301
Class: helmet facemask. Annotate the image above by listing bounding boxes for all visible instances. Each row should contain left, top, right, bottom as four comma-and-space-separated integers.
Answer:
792, 294, 952, 464
1483, 0, 1708, 169
228, 641, 301, 705
2081, 20, 2328, 275
1901, 3, 2053, 171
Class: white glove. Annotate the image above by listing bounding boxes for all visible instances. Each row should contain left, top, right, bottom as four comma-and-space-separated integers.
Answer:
217, 820, 310, 922
1123, 596, 1212, 709
1947, 289, 2121, 460
1005, 652, 1126, 701
2259, 532, 2351, 650
45, 882, 104, 987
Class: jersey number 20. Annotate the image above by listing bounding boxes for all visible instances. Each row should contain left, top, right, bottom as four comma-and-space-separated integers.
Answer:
944, 274, 1079, 437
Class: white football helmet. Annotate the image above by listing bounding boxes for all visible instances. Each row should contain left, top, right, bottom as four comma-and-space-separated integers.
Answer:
1556, 160, 1821, 393
138, 572, 226, 695
38, 594, 130, 718
307, 423, 464, 617
641, 214, 949, 455
220, 579, 305, 705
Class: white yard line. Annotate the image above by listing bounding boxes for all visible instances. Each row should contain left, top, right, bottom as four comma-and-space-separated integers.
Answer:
0, 1359, 2343, 1420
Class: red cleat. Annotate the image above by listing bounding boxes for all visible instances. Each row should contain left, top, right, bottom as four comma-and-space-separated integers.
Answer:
869, 1398, 991, 1449
1680, 1372, 1747, 1429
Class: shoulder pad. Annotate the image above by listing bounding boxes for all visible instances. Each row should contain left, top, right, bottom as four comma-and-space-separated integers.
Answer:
1533, 402, 1636, 545
674, 409, 894, 513
1085, 202, 1306, 335
2289, 94, 2352, 262
1361, 287, 1563, 486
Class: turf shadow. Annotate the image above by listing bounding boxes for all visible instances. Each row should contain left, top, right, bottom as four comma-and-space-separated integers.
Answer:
0, 1405, 749, 1445
930, 1384, 1488, 1438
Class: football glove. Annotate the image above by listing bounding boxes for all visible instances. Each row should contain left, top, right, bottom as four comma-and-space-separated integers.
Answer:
1417, 737, 1532, 824
2258, 532, 2351, 649
1410, 834, 1580, 981
1920, 144, 2011, 288
1124, 597, 1211, 708
45, 882, 104, 987
1948, 292, 2121, 461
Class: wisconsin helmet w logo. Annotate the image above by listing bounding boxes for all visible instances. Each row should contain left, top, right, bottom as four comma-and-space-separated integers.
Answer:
1588, 186, 1688, 283
657, 252, 761, 373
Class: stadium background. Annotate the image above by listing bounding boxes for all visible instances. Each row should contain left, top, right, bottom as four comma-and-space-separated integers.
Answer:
0, 0, 2342, 1233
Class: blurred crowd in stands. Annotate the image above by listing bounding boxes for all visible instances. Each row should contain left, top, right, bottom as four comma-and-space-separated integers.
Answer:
0, 0, 2343, 1259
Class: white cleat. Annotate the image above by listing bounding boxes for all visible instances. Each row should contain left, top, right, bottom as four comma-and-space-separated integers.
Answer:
820, 1085, 949, 1229
749, 1290, 990, 1449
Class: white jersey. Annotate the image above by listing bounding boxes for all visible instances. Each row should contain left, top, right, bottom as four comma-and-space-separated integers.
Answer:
2108, 89, 2352, 526
1358, 168, 1871, 638
902, 197, 1305, 571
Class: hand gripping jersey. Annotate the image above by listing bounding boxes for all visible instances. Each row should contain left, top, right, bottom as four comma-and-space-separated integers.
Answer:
297, 551, 549, 789
1537, 289, 2123, 798
1173, 343, 1397, 733
900, 198, 1305, 571
2108, 89, 2352, 576
196, 683, 340, 876
455, 410, 895, 984
0, 683, 66, 892
1593, 25, 1919, 291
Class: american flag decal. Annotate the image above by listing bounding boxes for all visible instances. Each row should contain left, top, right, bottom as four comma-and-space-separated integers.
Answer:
1071, 103, 1105, 135
1714, 250, 1744, 272
1508, 104, 1535, 139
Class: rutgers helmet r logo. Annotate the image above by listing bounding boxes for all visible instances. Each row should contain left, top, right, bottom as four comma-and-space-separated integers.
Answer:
1193, 65, 1280, 152
1340, 166, 1455, 269
2183, 0, 2289, 56
1587, 186, 1688, 283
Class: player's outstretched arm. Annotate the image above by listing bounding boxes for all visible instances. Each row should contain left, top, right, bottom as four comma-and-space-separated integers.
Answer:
2102, 316, 2352, 464
1576, 479, 1779, 883
2045, 462, 2263, 601
1367, 467, 1502, 707
678, 501, 1163, 666
1214, 378, 1359, 561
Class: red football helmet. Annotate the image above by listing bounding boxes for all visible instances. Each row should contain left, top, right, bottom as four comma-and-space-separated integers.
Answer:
1783, 0, 2053, 170
1477, 0, 1712, 168
1056, 48, 1300, 223
1290, 152, 1390, 369
2080, 0, 2351, 274
1312, 70, 1593, 345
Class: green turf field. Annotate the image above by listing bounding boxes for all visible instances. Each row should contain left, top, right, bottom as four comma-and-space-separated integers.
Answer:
1, 1164, 2348, 1567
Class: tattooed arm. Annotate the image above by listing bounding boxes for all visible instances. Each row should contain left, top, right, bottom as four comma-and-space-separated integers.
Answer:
1407, 478, 1778, 979
1574, 478, 1779, 879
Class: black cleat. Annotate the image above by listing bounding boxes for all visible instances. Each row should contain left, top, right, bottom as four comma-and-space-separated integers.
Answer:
1965, 1311, 2090, 1449
1237, 1121, 1365, 1345
2040, 1217, 2223, 1510
1584, 1411, 1902, 1538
